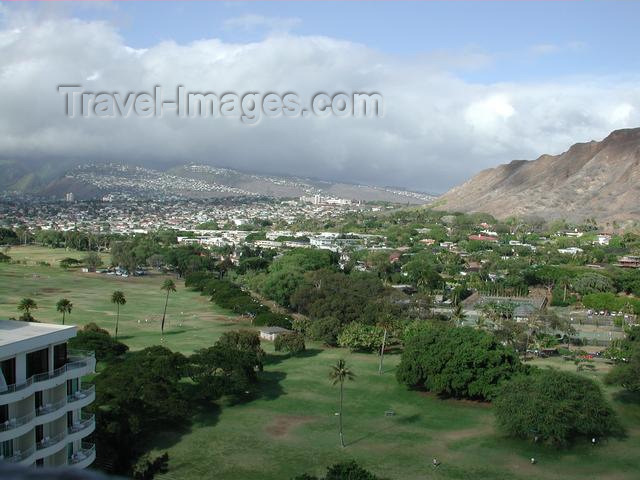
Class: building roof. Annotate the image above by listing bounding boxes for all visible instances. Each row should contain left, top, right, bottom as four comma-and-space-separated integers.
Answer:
0, 320, 76, 356
259, 326, 291, 334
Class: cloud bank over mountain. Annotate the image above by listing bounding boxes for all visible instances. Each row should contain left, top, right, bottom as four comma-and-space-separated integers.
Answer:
1, 7, 640, 192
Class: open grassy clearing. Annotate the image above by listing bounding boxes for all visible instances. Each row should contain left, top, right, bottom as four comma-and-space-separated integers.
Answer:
1, 247, 639, 479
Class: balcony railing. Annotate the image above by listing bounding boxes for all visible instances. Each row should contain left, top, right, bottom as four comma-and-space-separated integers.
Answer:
0, 411, 35, 433
36, 430, 67, 451
0, 444, 36, 463
0, 352, 95, 396
36, 397, 67, 417
69, 442, 95, 465
67, 385, 95, 404
0, 386, 95, 435
68, 413, 95, 434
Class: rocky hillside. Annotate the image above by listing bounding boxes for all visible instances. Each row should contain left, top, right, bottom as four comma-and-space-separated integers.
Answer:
438, 128, 640, 221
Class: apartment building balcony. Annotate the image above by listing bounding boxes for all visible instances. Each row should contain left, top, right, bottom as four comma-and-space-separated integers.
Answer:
0, 444, 36, 465
0, 385, 95, 442
0, 351, 95, 404
30, 414, 95, 462
68, 413, 96, 438
69, 442, 96, 469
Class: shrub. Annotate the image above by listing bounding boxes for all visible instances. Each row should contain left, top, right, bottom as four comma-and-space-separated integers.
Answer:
337, 322, 384, 352
274, 332, 306, 355
59, 257, 82, 269
132, 452, 169, 480
293, 461, 384, 480
495, 369, 623, 446
291, 317, 311, 336
396, 326, 521, 400
605, 343, 640, 392
69, 323, 129, 361
309, 316, 342, 346
252, 311, 293, 329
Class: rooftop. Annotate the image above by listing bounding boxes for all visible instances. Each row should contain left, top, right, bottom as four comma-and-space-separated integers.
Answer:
0, 320, 75, 350
259, 326, 291, 334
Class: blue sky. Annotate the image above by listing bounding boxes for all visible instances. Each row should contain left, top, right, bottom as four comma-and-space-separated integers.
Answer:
69, 0, 640, 83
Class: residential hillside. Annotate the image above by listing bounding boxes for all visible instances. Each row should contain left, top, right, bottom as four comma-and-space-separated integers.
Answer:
2, 161, 435, 204
438, 128, 640, 222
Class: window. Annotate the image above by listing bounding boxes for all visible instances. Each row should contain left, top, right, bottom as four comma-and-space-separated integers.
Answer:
26, 348, 49, 378
66, 378, 79, 396
0, 357, 16, 386
54, 343, 68, 369
1, 440, 13, 459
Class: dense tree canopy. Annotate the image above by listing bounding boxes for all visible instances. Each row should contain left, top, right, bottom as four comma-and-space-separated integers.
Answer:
92, 346, 189, 473
396, 326, 522, 400
495, 370, 623, 446
293, 461, 386, 480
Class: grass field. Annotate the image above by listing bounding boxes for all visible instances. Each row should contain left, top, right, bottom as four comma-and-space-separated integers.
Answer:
2, 246, 639, 480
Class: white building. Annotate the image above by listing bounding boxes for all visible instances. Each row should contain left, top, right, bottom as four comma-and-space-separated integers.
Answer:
259, 327, 292, 341
0, 320, 96, 469
558, 247, 584, 255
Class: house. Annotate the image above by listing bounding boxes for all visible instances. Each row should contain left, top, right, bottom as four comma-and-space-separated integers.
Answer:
468, 234, 499, 243
259, 326, 292, 341
514, 304, 537, 322
618, 256, 640, 269
558, 247, 583, 255
0, 320, 96, 468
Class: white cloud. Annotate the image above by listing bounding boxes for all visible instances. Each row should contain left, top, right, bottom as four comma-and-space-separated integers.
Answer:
0, 11, 638, 193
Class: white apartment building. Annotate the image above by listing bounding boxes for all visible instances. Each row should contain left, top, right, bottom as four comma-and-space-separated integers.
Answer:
0, 320, 96, 469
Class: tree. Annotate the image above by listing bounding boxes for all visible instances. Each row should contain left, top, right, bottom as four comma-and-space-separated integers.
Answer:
83, 251, 104, 271
573, 273, 615, 295
188, 338, 263, 401
293, 461, 384, 480
160, 279, 177, 337
56, 298, 73, 325
69, 323, 129, 361
274, 332, 306, 355
17, 298, 37, 322
111, 290, 126, 340
329, 359, 355, 448
495, 369, 623, 446
396, 325, 522, 401
377, 315, 397, 375
606, 344, 640, 393
451, 303, 466, 326
337, 322, 384, 352
92, 346, 188, 474
309, 316, 342, 346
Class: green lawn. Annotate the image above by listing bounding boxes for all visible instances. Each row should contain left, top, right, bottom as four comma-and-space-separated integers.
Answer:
1, 246, 639, 480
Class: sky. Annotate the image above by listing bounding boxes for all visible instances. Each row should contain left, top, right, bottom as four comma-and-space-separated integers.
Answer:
1, 1, 640, 193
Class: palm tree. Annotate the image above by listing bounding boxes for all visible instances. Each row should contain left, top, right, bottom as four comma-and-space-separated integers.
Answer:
377, 315, 396, 375
111, 291, 126, 340
160, 279, 177, 336
329, 359, 355, 448
56, 298, 73, 325
17, 298, 37, 321
451, 303, 467, 326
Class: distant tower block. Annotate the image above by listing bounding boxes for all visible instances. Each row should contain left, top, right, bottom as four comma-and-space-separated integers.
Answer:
65, 192, 75, 202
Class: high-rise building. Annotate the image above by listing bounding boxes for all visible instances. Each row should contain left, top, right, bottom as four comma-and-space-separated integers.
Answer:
65, 193, 74, 202
0, 320, 96, 469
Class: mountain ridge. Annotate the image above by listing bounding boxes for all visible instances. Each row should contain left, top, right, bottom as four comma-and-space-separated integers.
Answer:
438, 127, 640, 222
